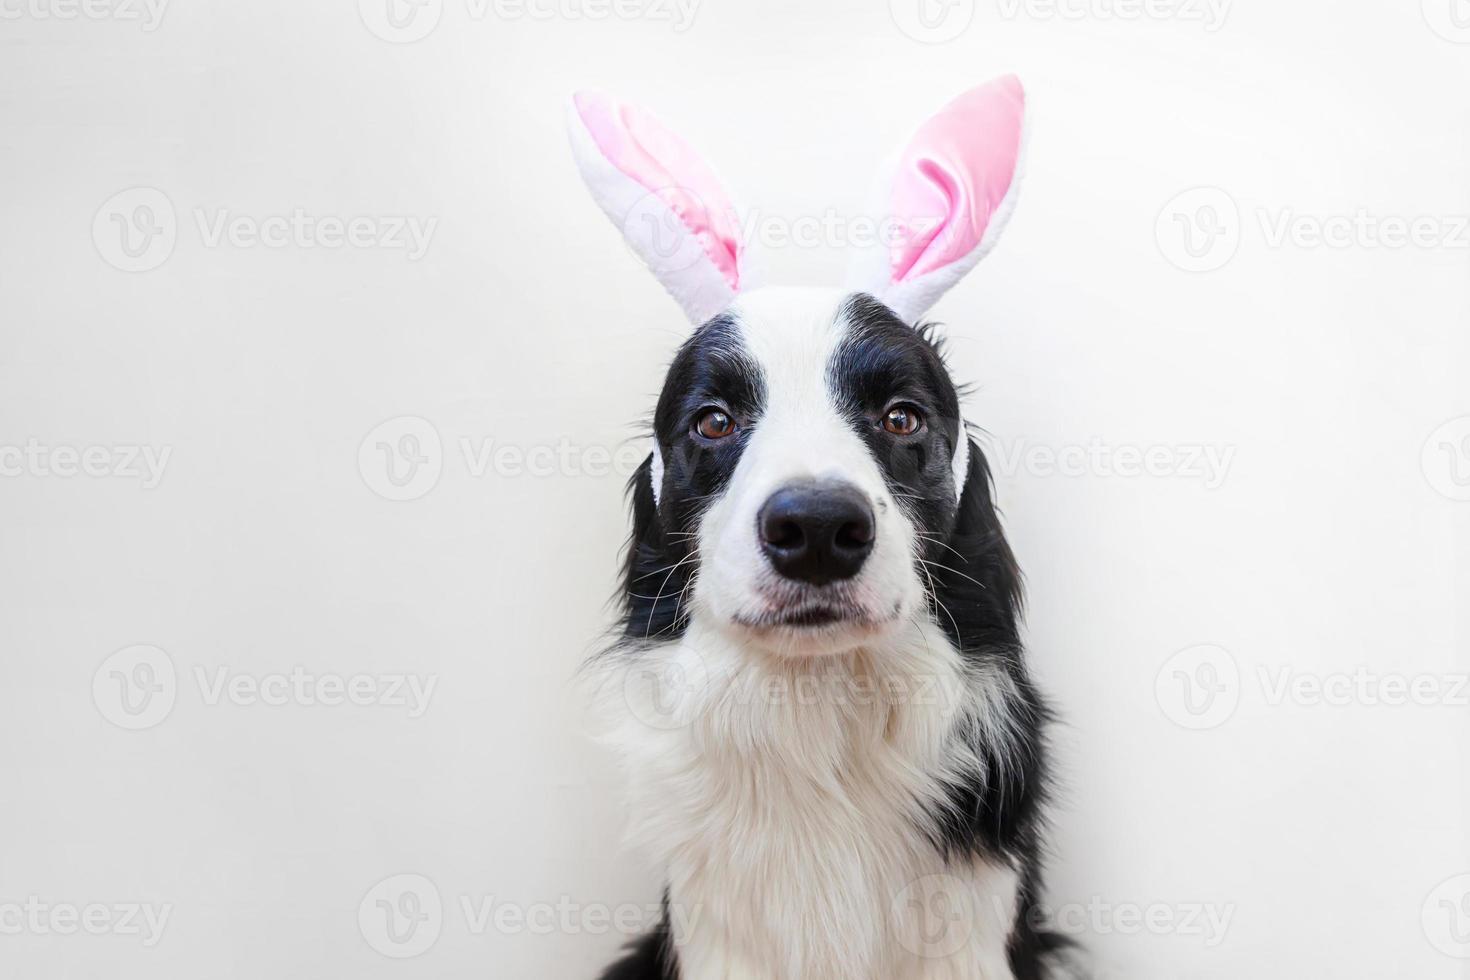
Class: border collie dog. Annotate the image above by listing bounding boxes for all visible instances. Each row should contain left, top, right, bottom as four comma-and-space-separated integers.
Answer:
569, 77, 1068, 980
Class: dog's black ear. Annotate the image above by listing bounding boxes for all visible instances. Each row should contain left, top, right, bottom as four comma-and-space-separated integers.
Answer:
929, 439, 1053, 876
627, 452, 660, 554
931, 439, 1024, 654
616, 453, 692, 642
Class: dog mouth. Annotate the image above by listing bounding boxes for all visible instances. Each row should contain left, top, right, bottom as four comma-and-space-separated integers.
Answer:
738, 603, 860, 630
734, 583, 900, 633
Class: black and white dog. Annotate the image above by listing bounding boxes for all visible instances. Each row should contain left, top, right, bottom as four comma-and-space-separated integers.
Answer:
568, 77, 1069, 980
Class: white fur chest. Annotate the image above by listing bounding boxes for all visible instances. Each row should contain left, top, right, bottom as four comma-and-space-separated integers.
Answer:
596, 619, 1022, 980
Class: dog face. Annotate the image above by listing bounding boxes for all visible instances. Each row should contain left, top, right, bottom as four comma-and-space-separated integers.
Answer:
649, 288, 967, 656
568, 78, 1028, 654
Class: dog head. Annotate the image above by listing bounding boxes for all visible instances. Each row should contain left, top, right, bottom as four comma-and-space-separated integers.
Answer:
568, 78, 1027, 658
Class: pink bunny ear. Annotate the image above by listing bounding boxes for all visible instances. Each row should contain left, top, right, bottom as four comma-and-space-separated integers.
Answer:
567, 91, 745, 325
847, 75, 1027, 324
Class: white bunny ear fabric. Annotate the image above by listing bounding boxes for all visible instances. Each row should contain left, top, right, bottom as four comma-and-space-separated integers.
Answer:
846, 75, 1028, 325
567, 91, 746, 325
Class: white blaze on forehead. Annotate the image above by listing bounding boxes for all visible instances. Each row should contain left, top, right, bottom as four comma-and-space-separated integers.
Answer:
725, 287, 864, 491
725, 287, 970, 502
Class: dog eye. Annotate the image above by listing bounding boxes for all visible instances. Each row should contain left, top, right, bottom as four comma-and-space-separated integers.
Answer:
694, 408, 737, 440
882, 404, 923, 436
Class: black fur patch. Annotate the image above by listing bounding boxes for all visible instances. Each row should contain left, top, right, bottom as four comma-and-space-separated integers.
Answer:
596, 902, 675, 980
615, 314, 766, 643
828, 293, 966, 549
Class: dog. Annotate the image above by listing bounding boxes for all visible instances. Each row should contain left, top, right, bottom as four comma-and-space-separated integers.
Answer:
568, 76, 1069, 980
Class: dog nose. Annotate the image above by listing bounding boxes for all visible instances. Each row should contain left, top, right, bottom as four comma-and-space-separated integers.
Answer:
757, 481, 875, 586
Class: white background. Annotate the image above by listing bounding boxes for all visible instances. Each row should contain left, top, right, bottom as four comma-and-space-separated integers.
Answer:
2, 0, 1468, 977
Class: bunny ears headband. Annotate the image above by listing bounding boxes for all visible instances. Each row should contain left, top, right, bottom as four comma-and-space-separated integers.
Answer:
565, 74, 1027, 326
